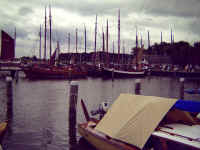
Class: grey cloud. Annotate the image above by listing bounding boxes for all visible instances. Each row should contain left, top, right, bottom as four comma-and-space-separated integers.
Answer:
144, 0, 200, 18
1, 0, 200, 57
18, 6, 33, 16
188, 19, 200, 36
16, 27, 29, 39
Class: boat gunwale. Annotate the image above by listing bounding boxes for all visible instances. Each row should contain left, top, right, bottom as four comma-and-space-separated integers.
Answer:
78, 122, 140, 150
103, 67, 145, 75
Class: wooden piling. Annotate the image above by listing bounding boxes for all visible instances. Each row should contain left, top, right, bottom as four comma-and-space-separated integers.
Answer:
135, 79, 141, 95
10, 70, 15, 79
179, 78, 185, 99
15, 71, 19, 83
69, 81, 79, 150
6, 76, 13, 135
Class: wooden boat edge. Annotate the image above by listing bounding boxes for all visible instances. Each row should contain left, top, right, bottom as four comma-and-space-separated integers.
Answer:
78, 122, 139, 150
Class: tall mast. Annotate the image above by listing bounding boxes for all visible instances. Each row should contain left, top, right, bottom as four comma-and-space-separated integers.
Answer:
49, 5, 52, 58
39, 25, 42, 59
173, 31, 174, 43
112, 40, 114, 64
14, 27, 16, 58
123, 40, 125, 64
136, 27, 138, 48
56, 41, 60, 62
76, 28, 78, 53
57, 41, 60, 55
113, 40, 114, 54
102, 27, 105, 52
161, 31, 163, 44
171, 28, 173, 44
140, 34, 143, 48
84, 25, 87, 53
102, 26, 105, 64
147, 30, 150, 49
118, 9, 120, 66
44, 7, 47, 60
106, 19, 109, 66
68, 33, 70, 52
94, 14, 97, 65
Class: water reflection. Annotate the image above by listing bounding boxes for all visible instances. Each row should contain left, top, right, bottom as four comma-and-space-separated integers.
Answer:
6, 79, 13, 135
0, 76, 199, 150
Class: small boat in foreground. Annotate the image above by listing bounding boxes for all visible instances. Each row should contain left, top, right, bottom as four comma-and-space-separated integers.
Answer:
78, 94, 200, 150
78, 121, 139, 150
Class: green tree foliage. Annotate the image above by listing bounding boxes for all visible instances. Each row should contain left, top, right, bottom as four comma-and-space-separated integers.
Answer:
146, 41, 200, 65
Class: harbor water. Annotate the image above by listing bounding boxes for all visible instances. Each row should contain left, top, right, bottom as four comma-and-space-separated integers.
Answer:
0, 74, 200, 150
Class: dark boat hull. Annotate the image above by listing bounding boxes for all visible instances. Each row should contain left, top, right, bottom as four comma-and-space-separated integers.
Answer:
150, 70, 177, 77
150, 70, 200, 78
176, 71, 200, 78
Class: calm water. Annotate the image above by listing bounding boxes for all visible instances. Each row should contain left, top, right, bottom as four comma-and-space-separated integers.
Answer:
0, 74, 200, 150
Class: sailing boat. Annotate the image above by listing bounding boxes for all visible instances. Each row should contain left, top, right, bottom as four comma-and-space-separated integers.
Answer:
102, 10, 145, 78
86, 14, 104, 77
102, 46, 145, 78
23, 46, 87, 79
23, 39, 87, 79
22, 6, 87, 80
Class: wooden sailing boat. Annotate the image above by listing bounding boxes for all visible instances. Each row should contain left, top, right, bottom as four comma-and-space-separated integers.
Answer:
86, 14, 103, 77
22, 6, 87, 79
78, 94, 200, 150
102, 10, 145, 78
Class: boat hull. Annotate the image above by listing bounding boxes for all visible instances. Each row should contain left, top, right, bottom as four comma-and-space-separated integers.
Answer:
102, 67, 145, 78
87, 66, 103, 78
78, 122, 139, 150
23, 66, 87, 80
176, 71, 200, 78
150, 70, 200, 78
150, 70, 177, 77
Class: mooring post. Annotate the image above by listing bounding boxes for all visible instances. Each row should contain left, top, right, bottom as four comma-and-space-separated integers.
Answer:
111, 68, 114, 81
15, 71, 19, 83
6, 76, 13, 135
135, 79, 141, 95
69, 81, 79, 150
10, 71, 15, 79
179, 78, 185, 99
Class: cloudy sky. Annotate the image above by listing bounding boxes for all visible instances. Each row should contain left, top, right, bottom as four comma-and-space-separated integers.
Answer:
1, 0, 200, 58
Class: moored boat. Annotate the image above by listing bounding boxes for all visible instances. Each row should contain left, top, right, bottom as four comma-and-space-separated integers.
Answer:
23, 64, 87, 80
102, 67, 145, 78
78, 94, 200, 150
